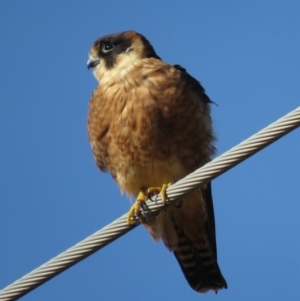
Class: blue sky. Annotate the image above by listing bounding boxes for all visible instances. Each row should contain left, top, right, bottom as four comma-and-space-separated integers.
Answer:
0, 1, 299, 300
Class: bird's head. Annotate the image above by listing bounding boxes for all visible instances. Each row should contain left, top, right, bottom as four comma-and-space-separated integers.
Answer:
87, 31, 161, 82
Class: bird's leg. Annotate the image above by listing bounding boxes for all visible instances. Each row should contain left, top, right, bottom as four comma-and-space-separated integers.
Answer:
127, 183, 172, 225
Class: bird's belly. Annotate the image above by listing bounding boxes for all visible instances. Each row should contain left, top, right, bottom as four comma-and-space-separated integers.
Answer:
116, 156, 186, 197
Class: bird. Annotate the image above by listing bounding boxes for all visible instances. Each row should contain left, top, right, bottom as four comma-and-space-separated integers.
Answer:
87, 31, 227, 293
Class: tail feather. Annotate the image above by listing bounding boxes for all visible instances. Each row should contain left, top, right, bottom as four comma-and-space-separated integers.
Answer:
172, 183, 227, 293
174, 227, 227, 292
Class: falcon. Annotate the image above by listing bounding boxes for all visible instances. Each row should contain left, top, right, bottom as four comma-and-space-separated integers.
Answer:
87, 31, 227, 293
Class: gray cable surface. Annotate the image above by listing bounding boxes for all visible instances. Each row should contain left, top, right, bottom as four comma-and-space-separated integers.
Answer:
0, 106, 299, 301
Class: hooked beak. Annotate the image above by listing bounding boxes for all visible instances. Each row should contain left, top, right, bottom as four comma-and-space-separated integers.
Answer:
87, 55, 100, 69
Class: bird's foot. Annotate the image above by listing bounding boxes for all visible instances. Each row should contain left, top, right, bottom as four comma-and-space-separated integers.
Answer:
127, 191, 147, 225
127, 183, 171, 225
147, 183, 171, 204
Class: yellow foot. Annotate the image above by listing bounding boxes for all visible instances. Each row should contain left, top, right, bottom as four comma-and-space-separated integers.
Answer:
147, 183, 171, 204
127, 191, 147, 225
127, 183, 172, 225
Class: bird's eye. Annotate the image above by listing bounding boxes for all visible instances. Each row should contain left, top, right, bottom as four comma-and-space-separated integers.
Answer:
102, 42, 114, 53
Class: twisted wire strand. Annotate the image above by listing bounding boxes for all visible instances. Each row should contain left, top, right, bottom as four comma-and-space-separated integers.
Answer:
0, 107, 299, 301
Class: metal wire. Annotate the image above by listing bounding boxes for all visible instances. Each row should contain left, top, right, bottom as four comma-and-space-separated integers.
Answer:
0, 106, 299, 301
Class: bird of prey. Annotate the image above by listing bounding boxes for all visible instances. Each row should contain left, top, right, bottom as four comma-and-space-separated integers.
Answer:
87, 31, 227, 293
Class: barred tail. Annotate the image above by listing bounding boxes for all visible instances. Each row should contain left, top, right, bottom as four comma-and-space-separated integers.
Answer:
174, 229, 227, 293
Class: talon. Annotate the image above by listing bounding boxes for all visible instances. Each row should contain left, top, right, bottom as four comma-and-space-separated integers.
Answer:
127, 191, 147, 225
147, 187, 161, 202
147, 182, 171, 204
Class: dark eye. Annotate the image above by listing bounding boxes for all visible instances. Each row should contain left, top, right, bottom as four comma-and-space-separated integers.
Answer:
102, 42, 114, 53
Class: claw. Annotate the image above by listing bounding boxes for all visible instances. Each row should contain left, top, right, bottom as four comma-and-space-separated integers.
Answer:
127, 191, 147, 225
147, 183, 171, 204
